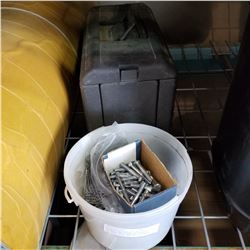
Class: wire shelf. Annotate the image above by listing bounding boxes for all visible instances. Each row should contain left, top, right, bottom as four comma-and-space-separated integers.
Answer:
39, 41, 249, 249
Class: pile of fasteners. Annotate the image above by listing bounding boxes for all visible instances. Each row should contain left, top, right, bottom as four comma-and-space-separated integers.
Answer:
109, 160, 162, 206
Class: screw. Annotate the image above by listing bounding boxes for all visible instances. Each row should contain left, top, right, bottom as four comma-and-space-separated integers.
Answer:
131, 181, 146, 206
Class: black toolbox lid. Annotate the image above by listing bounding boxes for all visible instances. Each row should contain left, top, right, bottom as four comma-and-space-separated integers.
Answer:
81, 3, 176, 86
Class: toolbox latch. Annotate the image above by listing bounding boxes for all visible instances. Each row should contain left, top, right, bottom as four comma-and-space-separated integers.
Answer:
120, 67, 138, 82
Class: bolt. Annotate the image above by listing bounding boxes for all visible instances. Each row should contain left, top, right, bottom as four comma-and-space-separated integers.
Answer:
116, 173, 130, 203
121, 176, 138, 181
118, 173, 131, 178
123, 180, 139, 185
149, 175, 162, 192
144, 185, 153, 192
131, 188, 139, 193
128, 162, 144, 177
126, 189, 137, 196
114, 168, 126, 173
145, 192, 153, 198
129, 196, 134, 201
138, 176, 143, 182
152, 183, 161, 192
124, 183, 140, 188
139, 189, 149, 202
120, 163, 141, 178
109, 174, 116, 179
131, 181, 146, 206
113, 182, 120, 187
133, 161, 152, 184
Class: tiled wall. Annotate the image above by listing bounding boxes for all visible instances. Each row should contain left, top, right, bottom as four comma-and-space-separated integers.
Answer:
204, 2, 249, 44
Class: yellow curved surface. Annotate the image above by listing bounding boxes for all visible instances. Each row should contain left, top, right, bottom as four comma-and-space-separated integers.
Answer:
1, 3, 92, 249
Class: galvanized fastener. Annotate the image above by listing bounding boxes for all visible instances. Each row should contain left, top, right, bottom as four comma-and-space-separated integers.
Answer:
121, 176, 138, 181
128, 162, 144, 177
118, 173, 132, 178
116, 174, 130, 203
120, 163, 141, 178
131, 181, 146, 206
133, 161, 152, 184
114, 168, 126, 173
139, 189, 149, 202
126, 189, 137, 196
131, 187, 139, 193
124, 183, 140, 188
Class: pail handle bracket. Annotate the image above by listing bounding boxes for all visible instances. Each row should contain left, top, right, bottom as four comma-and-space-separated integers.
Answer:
64, 186, 74, 204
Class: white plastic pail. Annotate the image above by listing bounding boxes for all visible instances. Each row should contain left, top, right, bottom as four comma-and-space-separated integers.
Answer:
64, 124, 193, 249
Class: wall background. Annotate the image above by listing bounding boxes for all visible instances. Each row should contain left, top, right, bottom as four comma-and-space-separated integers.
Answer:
97, 1, 249, 44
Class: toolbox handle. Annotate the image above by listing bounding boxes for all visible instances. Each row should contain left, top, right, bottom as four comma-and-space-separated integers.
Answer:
100, 5, 148, 41
119, 8, 148, 40
119, 22, 136, 41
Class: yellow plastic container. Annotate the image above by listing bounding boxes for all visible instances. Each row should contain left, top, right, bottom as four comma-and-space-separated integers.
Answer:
1, 2, 92, 249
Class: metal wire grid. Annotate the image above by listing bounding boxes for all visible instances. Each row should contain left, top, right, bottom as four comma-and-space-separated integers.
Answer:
39, 41, 249, 249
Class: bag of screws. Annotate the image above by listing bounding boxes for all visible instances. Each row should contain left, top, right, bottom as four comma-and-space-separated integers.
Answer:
103, 140, 177, 213
83, 122, 128, 213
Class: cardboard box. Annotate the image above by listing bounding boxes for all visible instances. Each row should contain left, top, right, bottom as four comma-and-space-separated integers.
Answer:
102, 139, 177, 213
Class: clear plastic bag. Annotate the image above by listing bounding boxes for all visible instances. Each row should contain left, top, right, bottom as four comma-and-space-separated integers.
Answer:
83, 122, 127, 212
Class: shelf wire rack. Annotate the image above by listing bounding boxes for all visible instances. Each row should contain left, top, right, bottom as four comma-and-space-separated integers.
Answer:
39, 40, 249, 250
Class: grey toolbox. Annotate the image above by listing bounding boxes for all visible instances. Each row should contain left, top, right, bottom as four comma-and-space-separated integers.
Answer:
80, 3, 176, 131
